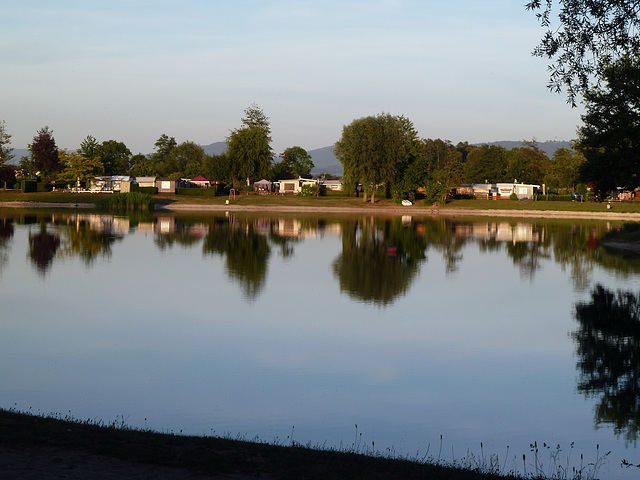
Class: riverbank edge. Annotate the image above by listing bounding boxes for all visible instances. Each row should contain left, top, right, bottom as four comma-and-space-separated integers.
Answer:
4, 200, 640, 221
158, 202, 640, 220
0, 409, 516, 480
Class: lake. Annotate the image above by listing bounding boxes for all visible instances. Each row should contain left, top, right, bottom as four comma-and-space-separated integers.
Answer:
1, 209, 639, 478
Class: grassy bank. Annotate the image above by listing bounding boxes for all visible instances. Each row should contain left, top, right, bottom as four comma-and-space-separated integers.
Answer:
0, 409, 519, 480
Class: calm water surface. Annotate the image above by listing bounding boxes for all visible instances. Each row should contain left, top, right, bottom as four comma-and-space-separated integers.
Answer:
1, 210, 639, 478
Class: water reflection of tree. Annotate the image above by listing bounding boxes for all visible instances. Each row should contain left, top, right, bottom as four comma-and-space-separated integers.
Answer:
573, 284, 640, 444
28, 222, 60, 276
0, 217, 14, 274
422, 217, 466, 273
154, 226, 203, 250
61, 220, 122, 265
505, 239, 550, 280
332, 218, 427, 306
203, 218, 270, 300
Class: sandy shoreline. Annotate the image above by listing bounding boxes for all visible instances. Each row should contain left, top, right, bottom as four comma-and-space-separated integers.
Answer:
158, 202, 640, 220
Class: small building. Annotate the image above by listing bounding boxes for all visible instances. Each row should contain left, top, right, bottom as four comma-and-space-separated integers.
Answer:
509, 182, 540, 200
90, 175, 133, 192
472, 183, 495, 199
277, 177, 318, 194
470, 182, 540, 200
156, 178, 180, 194
253, 179, 272, 194
135, 177, 157, 188
320, 179, 343, 192
190, 175, 211, 188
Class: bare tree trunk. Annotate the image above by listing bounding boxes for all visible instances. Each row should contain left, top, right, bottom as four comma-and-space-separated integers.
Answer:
371, 190, 375, 203
363, 191, 368, 203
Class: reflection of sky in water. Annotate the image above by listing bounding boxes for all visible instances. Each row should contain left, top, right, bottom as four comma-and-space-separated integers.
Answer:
1, 215, 639, 479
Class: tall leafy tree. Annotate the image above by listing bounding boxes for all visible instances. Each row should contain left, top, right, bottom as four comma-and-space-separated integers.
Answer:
203, 153, 230, 184
504, 141, 549, 185
30, 126, 60, 177
152, 134, 177, 163
77, 135, 101, 163
463, 144, 508, 183
58, 148, 104, 186
130, 154, 157, 177
241, 103, 272, 141
526, 0, 640, 105
226, 127, 272, 187
226, 105, 273, 187
161, 141, 207, 178
544, 147, 585, 192
97, 140, 131, 175
334, 113, 412, 203
0, 165, 16, 188
0, 120, 13, 166
576, 55, 640, 196
279, 146, 314, 178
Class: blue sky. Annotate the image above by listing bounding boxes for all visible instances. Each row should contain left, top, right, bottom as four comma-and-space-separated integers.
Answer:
1, 1, 583, 155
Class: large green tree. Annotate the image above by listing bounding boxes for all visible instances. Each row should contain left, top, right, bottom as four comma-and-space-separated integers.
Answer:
30, 126, 60, 178
226, 105, 273, 188
544, 147, 585, 192
129, 154, 157, 177
463, 144, 508, 183
226, 127, 272, 187
576, 55, 640, 196
526, 0, 640, 105
161, 141, 207, 178
504, 141, 549, 185
77, 135, 101, 163
241, 102, 272, 141
97, 140, 131, 175
334, 113, 412, 203
58, 148, 104, 186
278, 146, 314, 178
0, 120, 13, 166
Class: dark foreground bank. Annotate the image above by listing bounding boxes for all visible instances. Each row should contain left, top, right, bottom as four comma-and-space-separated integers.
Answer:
0, 409, 518, 480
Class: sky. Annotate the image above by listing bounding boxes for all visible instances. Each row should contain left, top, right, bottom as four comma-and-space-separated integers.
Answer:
1, 0, 584, 155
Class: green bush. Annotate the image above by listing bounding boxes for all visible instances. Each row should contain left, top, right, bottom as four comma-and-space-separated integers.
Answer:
297, 184, 319, 197
533, 194, 573, 201
130, 184, 157, 195
99, 192, 154, 211
36, 182, 55, 192
177, 187, 217, 196
21, 180, 37, 193
509, 192, 518, 201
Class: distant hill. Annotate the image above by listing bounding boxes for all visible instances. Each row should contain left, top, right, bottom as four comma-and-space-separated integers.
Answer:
309, 146, 342, 176
200, 141, 227, 156
4, 148, 28, 165
478, 140, 573, 158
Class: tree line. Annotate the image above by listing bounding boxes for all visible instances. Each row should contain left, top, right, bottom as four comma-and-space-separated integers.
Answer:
0, 104, 315, 190
0, 108, 584, 201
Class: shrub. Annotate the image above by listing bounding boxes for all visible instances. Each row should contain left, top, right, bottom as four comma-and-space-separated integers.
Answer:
99, 192, 154, 211
130, 184, 157, 195
422, 180, 449, 206
509, 192, 518, 201
176, 187, 217, 196
21, 180, 37, 193
297, 184, 319, 197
